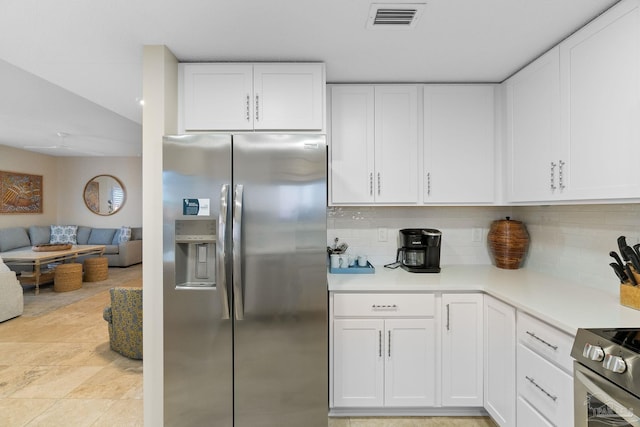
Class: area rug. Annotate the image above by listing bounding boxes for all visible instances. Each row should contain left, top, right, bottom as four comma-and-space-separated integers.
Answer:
21, 263, 142, 317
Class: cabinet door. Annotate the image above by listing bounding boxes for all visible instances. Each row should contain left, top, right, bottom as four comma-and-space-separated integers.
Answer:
441, 293, 484, 407
330, 86, 376, 204
183, 64, 254, 130
560, 0, 640, 200
384, 319, 436, 407
505, 48, 561, 202
253, 64, 324, 130
333, 319, 384, 407
484, 296, 516, 427
374, 86, 419, 204
423, 85, 495, 203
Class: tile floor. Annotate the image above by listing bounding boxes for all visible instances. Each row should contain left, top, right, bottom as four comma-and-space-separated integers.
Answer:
0, 266, 496, 427
0, 270, 142, 426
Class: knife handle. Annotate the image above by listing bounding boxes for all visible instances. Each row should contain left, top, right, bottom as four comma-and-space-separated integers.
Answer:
625, 264, 638, 286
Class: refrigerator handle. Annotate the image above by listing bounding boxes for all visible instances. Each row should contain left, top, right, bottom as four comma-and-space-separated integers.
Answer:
232, 184, 245, 320
217, 184, 231, 320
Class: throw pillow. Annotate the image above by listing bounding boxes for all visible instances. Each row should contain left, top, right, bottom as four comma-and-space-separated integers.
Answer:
50, 225, 78, 244
118, 226, 131, 243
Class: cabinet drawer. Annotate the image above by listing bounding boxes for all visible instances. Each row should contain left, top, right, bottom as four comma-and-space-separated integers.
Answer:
333, 293, 434, 317
517, 344, 573, 427
517, 311, 574, 372
517, 396, 553, 427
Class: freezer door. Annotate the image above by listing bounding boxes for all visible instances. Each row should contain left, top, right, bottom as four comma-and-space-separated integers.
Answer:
232, 134, 328, 427
163, 134, 233, 427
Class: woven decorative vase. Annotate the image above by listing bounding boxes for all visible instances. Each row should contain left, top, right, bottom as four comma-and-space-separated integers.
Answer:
488, 217, 530, 269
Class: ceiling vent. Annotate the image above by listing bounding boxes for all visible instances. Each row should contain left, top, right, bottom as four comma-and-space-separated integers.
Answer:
367, 3, 426, 29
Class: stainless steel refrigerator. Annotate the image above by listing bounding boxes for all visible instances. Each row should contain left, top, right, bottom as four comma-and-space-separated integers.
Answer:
162, 133, 328, 427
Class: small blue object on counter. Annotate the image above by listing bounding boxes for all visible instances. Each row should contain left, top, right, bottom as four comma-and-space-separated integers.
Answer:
329, 261, 375, 274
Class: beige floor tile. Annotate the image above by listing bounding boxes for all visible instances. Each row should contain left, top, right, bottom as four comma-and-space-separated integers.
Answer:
329, 417, 351, 427
0, 398, 56, 426
66, 366, 142, 399
91, 399, 143, 427
0, 366, 52, 398
10, 365, 102, 399
24, 398, 115, 427
0, 342, 48, 365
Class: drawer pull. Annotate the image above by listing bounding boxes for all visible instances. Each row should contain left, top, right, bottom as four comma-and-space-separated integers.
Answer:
526, 331, 558, 350
525, 376, 558, 402
372, 304, 398, 309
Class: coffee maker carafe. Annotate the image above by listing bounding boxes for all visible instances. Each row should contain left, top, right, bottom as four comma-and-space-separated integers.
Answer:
397, 228, 442, 273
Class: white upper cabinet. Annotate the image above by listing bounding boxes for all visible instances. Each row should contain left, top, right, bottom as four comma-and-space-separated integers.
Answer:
183, 64, 254, 131
423, 85, 495, 204
374, 86, 419, 204
505, 48, 562, 203
559, 0, 640, 200
182, 63, 324, 131
506, 0, 640, 203
329, 85, 419, 205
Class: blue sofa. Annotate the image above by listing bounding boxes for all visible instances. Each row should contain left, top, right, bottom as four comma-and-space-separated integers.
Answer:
0, 225, 142, 267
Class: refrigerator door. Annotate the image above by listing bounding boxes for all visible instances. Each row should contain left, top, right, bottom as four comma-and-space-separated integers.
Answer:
232, 134, 328, 427
163, 134, 233, 427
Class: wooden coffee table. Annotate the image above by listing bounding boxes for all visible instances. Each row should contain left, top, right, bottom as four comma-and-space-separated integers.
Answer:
0, 245, 105, 295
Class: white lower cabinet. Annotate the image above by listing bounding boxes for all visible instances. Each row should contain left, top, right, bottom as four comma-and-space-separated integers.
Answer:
484, 295, 516, 426
516, 311, 574, 427
332, 293, 436, 408
441, 293, 484, 407
516, 396, 553, 427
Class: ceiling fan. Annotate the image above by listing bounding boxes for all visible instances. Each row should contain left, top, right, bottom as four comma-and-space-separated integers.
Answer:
23, 132, 105, 156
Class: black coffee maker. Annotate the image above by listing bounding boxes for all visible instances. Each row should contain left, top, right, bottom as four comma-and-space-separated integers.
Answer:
397, 228, 442, 273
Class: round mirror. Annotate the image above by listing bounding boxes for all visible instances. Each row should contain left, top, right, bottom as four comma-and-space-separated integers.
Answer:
83, 175, 126, 216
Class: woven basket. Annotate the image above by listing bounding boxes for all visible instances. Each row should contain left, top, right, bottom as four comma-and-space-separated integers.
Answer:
54, 263, 83, 292
84, 257, 108, 282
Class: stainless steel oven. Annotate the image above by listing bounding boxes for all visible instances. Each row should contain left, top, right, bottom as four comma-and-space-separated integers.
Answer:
572, 328, 640, 426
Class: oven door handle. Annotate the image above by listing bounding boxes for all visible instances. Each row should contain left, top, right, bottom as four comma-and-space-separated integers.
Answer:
575, 369, 640, 425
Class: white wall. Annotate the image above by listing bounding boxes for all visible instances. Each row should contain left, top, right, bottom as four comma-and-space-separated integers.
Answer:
57, 156, 142, 227
142, 45, 178, 427
0, 144, 59, 228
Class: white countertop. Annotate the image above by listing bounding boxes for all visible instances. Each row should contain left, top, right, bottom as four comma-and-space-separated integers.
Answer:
328, 264, 640, 336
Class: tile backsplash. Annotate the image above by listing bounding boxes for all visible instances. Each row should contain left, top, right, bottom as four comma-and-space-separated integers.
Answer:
327, 204, 640, 293
327, 206, 511, 266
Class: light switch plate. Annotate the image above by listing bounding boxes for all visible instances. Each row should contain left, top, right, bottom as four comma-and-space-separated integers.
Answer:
378, 228, 388, 242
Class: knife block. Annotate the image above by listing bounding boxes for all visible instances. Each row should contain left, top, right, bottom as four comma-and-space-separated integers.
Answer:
621, 265, 640, 310
620, 282, 640, 310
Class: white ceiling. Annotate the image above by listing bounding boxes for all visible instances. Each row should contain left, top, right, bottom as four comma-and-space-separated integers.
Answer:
0, 0, 619, 156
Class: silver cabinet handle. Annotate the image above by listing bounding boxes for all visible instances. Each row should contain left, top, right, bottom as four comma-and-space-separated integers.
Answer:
377, 173, 381, 196
232, 184, 245, 320
550, 162, 557, 191
559, 160, 565, 190
217, 184, 230, 320
372, 304, 398, 309
378, 330, 382, 358
526, 331, 558, 350
446, 304, 450, 331
369, 173, 373, 196
525, 376, 558, 401
388, 330, 391, 358
255, 94, 260, 122
245, 94, 251, 122
427, 172, 431, 196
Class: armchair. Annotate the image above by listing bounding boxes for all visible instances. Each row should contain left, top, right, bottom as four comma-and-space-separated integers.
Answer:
102, 287, 143, 359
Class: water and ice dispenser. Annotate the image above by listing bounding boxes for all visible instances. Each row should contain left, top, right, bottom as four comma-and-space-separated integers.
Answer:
174, 219, 216, 287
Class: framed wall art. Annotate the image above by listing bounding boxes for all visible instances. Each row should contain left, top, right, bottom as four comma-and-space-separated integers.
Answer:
0, 171, 43, 214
